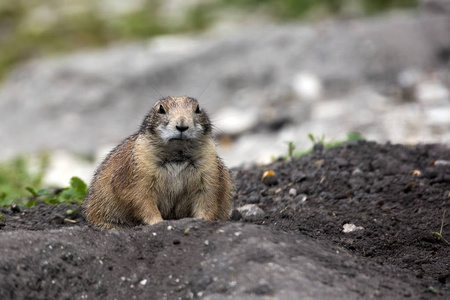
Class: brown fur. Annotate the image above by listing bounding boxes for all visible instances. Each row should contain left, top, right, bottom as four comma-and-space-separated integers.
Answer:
83, 96, 233, 229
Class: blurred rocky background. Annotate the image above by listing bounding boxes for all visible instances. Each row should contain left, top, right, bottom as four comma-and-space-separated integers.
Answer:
0, 0, 449, 201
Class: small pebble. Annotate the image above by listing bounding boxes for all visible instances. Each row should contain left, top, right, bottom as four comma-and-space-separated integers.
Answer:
352, 168, 363, 177
237, 204, 265, 218
10, 204, 21, 213
434, 160, 450, 167
314, 159, 325, 168
404, 182, 415, 192
289, 188, 297, 197
262, 170, 278, 186
294, 194, 307, 202
140, 279, 147, 286
342, 223, 364, 233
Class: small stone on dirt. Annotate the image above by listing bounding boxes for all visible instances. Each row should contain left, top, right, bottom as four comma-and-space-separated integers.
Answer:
314, 159, 325, 168
289, 188, 297, 197
434, 160, 450, 167
237, 204, 264, 218
412, 169, 421, 176
262, 170, 278, 186
352, 168, 363, 177
294, 194, 307, 203
343, 223, 364, 233
140, 279, 147, 286
10, 204, 21, 213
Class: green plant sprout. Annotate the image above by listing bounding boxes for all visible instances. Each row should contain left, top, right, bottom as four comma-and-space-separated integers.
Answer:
283, 132, 364, 160
432, 210, 450, 245
0, 154, 49, 207
26, 176, 87, 214
284, 141, 296, 161
307, 133, 325, 145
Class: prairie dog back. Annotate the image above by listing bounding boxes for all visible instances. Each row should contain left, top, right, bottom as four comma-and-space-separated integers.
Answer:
84, 96, 233, 229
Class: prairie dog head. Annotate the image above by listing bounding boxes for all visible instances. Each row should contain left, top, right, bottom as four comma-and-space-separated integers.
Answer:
141, 96, 211, 144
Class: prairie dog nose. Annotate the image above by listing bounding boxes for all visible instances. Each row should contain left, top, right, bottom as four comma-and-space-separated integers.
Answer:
176, 125, 189, 132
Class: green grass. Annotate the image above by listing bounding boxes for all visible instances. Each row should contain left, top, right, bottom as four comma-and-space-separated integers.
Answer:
431, 210, 450, 246
25, 176, 87, 215
25, 176, 87, 207
0, 0, 213, 81
284, 131, 364, 160
0, 0, 418, 81
0, 155, 48, 206
0, 154, 88, 208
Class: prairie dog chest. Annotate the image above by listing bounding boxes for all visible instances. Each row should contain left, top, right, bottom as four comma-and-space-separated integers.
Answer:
156, 161, 201, 195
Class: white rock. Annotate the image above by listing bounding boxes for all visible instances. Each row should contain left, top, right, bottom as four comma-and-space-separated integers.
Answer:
219, 132, 285, 167
289, 188, 297, 197
434, 159, 450, 166
397, 68, 423, 88
311, 100, 350, 120
425, 106, 450, 127
292, 72, 322, 102
416, 80, 449, 106
139, 279, 147, 286
342, 223, 364, 233
352, 168, 363, 177
237, 204, 264, 218
214, 107, 258, 136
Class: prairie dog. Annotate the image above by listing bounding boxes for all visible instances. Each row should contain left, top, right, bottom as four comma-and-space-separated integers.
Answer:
83, 96, 233, 229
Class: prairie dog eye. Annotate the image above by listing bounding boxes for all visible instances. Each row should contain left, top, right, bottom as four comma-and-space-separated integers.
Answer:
158, 105, 166, 114
195, 105, 201, 114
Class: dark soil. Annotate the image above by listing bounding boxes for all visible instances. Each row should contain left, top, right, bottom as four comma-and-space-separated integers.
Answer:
1, 141, 449, 299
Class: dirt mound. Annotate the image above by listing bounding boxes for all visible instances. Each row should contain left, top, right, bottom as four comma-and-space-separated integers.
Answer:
1, 141, 449, 299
